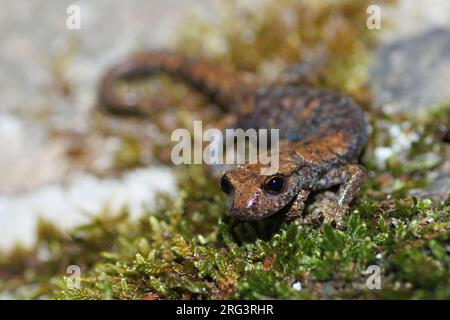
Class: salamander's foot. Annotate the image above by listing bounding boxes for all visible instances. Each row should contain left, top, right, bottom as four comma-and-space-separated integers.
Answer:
310, 197, 345, 229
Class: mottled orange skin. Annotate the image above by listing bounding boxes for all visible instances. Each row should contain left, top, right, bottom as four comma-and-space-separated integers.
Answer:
98, 51, 368, 227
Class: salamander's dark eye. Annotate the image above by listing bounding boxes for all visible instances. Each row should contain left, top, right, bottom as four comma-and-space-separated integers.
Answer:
263, 175, 285, 194
220, 175, 232, 195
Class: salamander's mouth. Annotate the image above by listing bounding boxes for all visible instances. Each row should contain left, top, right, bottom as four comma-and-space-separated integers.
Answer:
229, 192, 301, 221
277, 192, 302, 217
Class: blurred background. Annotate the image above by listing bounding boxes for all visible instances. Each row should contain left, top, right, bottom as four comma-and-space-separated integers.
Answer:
0, 0, 217, 249
1, 0, 450, 252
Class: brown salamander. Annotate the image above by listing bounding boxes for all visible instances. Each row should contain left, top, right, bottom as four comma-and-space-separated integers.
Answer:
98, 51, 367, 228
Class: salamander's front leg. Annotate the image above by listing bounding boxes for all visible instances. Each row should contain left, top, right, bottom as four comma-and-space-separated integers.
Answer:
310, 164, 366, 229
286, 190, 310, 221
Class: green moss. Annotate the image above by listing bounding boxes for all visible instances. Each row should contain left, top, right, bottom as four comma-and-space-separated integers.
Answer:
2, 0, 450, 300
1, 165, 449, 299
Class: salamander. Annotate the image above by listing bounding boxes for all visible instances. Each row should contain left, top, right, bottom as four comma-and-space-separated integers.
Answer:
98, 51, 368, 228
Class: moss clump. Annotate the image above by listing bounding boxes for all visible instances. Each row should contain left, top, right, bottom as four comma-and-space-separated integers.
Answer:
1, 165, 449, 299
174, 0, 394, 97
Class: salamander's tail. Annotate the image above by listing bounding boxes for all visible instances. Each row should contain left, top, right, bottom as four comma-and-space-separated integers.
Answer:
98, 51, 255, 115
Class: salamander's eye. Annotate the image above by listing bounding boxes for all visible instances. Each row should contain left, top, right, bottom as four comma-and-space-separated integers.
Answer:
263, 175, 285, 194
220, 175, 232, 195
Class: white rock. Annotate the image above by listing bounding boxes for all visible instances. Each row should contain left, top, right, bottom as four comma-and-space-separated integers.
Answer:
0, 167, 177, 250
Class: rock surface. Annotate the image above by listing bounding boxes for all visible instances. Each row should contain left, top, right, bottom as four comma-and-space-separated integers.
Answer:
370, 28, 450, 114
370, 0, 450, 202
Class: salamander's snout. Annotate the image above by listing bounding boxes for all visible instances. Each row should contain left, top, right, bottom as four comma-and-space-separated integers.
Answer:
219, 172, 267, 220
219, 166, 299, 221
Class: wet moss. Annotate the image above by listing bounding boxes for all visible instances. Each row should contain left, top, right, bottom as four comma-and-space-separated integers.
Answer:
2, 168, 449, 299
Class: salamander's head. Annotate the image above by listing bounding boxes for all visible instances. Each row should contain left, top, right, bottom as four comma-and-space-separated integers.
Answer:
219, 152, 311, 221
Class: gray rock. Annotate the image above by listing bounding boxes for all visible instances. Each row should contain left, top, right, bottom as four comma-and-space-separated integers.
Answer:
411, 172, 450, 202
370, 28, 450, 114
424, 172, 450, 201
